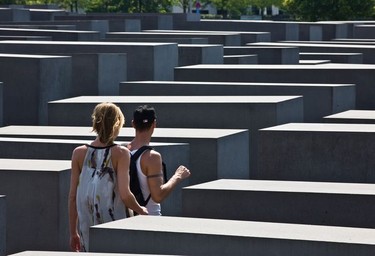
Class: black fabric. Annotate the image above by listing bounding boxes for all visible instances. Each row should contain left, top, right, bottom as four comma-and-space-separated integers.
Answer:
129, 145, 168, 209
130, 145, 153, 207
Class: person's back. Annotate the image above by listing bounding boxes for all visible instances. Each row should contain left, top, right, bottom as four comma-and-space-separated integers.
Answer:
127, 105, 191, 215
69, 102, 148, 252
130, 146, 162, 215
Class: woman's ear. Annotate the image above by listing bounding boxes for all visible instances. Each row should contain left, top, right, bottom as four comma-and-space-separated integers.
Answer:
131, 120, 135, 128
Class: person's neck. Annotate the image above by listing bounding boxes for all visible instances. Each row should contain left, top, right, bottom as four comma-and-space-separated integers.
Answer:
128, 132, 151, 151
91, 137, 113, 147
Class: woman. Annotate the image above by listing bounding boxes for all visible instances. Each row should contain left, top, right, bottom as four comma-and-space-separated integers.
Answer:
68, 102, 148, 252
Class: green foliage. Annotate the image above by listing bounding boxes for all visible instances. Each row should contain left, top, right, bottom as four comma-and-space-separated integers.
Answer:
206, 0, 282, 19
283, 0, 375, 21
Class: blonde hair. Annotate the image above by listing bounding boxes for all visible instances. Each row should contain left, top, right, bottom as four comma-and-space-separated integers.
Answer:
91, 102, 124, 145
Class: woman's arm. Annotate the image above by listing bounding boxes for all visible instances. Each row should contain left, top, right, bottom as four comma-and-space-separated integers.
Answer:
145, 151, 191, 203
68, 146, 84, 252
116, 146, 148, 215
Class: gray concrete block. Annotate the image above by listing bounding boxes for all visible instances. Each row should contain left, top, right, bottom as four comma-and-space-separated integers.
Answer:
8, 252, 171, 256
106, 31, 241, 46
0, 125, 249, 184
104, 36, 209, 44
0, 53, 71, 125
182, 179, 375, 228
90, 215, 375, 255
0, 138, 189, 216
224, 46, 299, 64
47, 95, 303, 176
323, 110, 375, 124
109, 19, 141, 32
251, 41, 375, 64
174, 63, 374, 109
0, 8, 30, 22
29, 9, 66, 21
0, 158, 71, 254
354, 25, 375, 39
178, 44, 223, 66
299, 59, 331, 65
70, 53, 127, 96
258, 123, 375, 183
175, 19, 299, 41
0, 195, 5, 256
224, 54, 258, 64
119, 81, 355, 122
0, 40, 178, 81
143, 29, 271, 45
0, 35, 51, 40
298, 22, 349, 41
55, 13, 173, 30
298, 23, 322, 41
0, 24, 76, 30
0, 28, 100, 41
0, 19, 111, 38
299, 52, 363, 64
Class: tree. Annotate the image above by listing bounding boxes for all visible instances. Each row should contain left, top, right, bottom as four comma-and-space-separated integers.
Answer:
283, 0, 375, 21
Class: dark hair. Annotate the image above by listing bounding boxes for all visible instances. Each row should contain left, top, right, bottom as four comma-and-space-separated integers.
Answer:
133, 105, 156, 132
92, 102, 124, 145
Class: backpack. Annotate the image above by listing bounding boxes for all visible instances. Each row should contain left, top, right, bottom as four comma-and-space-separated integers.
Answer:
129, 145, 168, 207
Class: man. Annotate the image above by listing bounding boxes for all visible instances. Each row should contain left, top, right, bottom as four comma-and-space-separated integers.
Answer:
126, 105, 191, 215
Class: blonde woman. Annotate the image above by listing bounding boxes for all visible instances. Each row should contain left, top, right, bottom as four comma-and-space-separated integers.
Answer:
68, 102, 148, 252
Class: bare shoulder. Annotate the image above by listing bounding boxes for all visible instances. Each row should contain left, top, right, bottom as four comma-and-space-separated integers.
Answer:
72, 145, 87, 160
143, 149, 162, 163
111, 144, 131, 159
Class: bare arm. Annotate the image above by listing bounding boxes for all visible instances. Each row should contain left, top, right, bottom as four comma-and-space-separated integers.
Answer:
115, 146, 148, 215
145, 151, 191, 203
68, 146, 85, 252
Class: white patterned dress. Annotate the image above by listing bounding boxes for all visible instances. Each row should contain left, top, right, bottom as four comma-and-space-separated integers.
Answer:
76, 144, 126, 251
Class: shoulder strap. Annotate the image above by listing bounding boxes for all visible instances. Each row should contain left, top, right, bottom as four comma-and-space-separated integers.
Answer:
131, 145, 153, 161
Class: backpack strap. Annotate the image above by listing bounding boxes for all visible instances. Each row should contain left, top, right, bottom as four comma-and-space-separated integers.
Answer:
131, 145, 153, 206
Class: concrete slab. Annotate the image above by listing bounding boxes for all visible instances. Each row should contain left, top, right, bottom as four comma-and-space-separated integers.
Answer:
250, 41, 375, 64
0, 53, 71, 125
175, 19, 299, 41
174, 63, 375, 109
258, 123, 375, 183
0, 35, 51, 40
224, 54, 258, 64
224, 46, 299, 64
47, 95, 303, 176
297, 21, 349, 41
0, 138, 189, 216
29, 9, 66, 21
143, 29, 271, 45
104, 37, 209, 44
177, 44, 223, 65
55, 13, 173, 30
0, 125, 249, 184
106, 31, 241, 46
0, 195, 4, 256
0, 40, 178, 81
0, 8, 30, 22
0, 19, 112, 38
323, 110, 375, 124
183, 179, 375, 228
119, 81, 355, 122
299, 52, 363, 64
8, 252, 172, 256
70, 53, 127, 96
354, 25, 375, 39
0, 158, 71, 254
0, 28, 100, 41
90, 215, 375, 255
299, 59, 331, 65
